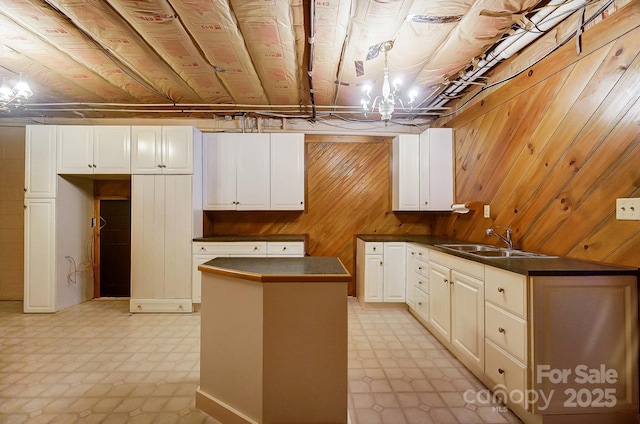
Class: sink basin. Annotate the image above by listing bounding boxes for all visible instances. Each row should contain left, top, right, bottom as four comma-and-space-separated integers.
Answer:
436, 244, 555, 259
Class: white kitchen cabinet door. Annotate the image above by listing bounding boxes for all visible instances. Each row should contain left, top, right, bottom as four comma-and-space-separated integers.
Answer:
391, 134, 420, 211
162, 126, 193, 174
419, 128, 454, 211
131, 175, 193, 308
25, 125, 57, 198
24, 198, 56, 313
364, 254, 384, 302
57, 126, 93, 174
93, 126, 130, 174
203, 133, 238, 210
429, 261, 451, 341
270, 133, 305, 210
131, 126, 163, 174
383, 242, 407, 302
451, 270, 484, 373
236, 133, 270, 210
192, 254, 229, 303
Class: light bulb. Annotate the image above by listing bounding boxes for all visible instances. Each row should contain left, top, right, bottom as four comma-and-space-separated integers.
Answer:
0, 78, 15, 104
12, 73, 32, 101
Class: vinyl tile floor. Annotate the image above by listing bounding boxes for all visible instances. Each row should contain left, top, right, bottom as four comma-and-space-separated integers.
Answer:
0, 298, 522, 424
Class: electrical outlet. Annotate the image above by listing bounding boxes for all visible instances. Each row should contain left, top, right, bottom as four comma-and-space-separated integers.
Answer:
483, 204, 491, 218
91, 217, 96, 227
616, 198, 640, 220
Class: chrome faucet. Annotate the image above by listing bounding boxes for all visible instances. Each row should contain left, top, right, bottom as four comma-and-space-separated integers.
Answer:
486, 226, 513, 250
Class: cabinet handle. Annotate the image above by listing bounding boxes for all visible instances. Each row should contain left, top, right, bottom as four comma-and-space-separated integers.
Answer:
411, 252, 415, 256
282, 246, 287, 251
418, 281, 423, 285
93, 164, 97, 168
379, 261, 383, 266
373, 246, 377, 251
200, 246, 206, 251
418, 302, 422, 306
498, 368, 505, 375
418, 252, 422, 256
444, 279, 449, 284
253, 246, 258, 251
23, 188, 27, 192
88, 164, 92, 168
424, 201, 428, 205
300, 201, 303, 205
498, 327, 506, 334
418, 266, 422, 270
498, 287, 505, 293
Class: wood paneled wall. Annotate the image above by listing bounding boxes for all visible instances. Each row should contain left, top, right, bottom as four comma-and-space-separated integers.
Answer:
204, 136, 436, 295
432, 2, 640, 269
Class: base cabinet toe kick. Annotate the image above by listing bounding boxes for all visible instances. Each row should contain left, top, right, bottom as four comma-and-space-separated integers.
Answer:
356, 237, 639, 424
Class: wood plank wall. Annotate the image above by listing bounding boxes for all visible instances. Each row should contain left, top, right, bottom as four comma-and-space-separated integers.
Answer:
203, 136, 436, 295
432, 2, 640, 268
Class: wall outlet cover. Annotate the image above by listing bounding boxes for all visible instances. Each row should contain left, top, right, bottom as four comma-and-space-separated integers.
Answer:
616, 198, 640, 220
483, 204, 491, 218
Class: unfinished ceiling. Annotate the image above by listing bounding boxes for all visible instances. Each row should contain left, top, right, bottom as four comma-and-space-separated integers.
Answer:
0, 0, 591, 124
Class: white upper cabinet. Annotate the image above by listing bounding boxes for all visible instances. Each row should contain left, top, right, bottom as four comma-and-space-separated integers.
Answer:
419, 128, 454, 211
270, 133, 305, 210
57, 125, 131, 174
236, 134, 271, 210
392, 128, 454, 211
203, 132, 305, 211
391, 134, 420, 211
25, 125, 57, 198
131, 126, 194, 174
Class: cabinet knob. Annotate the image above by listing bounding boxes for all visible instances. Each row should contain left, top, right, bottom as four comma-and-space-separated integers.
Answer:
23, 188, 27, 192
424, 201, 428, 205
444, 279, 449, 284
498, 327, 506, 334
418, 252, 422, 256
200, 246, 206, 251
88, 164, 92, 168
23, 204, 27, 209
253, 246, 258, 251
418, 266, 422, 271
498, 368, 505, 375
93, 164, 97, 168
497, 287, 505, 293
411, 252, 415, 256
282, 246, 287, 251
300, 201, 303, 205
379, 261, 383, 266
418, 281, 423, 285
373, 246, 376, 251
418, 302, 422, 306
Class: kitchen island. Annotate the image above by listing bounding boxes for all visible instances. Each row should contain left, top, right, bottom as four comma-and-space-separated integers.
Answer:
196, 256, 350, 424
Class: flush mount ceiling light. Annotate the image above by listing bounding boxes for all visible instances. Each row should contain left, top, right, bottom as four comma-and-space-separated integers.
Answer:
0, 73, 34, 112
361, 41, 418, 123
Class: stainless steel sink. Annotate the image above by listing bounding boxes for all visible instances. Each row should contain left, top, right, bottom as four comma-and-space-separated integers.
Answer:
437, 244, 555, 259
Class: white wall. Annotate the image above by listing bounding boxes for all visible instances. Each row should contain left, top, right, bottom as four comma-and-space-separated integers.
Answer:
56, 175, 94, 310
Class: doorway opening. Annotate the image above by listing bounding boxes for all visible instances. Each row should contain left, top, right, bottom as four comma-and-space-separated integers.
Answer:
93, 187, 131, 297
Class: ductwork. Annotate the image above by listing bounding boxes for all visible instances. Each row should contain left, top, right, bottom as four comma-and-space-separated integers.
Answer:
427, 0, 589, 111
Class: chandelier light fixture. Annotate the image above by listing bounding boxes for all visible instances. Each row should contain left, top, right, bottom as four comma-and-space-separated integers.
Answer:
361, 41, 418, 123
0, 73, 34, 111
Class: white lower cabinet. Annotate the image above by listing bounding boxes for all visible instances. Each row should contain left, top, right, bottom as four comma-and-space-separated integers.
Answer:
428, 250, 485, 375
24, 199, 56, 313
356, 240, 406, 305
130, 175, 194, 313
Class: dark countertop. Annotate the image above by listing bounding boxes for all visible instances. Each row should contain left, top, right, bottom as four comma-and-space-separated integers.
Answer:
199, 257, 351, 283
194, 234, 307, 242
356, 234, 639, 277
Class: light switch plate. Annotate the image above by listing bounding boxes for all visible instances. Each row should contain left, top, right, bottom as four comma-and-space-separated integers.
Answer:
616, 198, 640, 220
483, 204, 491, 218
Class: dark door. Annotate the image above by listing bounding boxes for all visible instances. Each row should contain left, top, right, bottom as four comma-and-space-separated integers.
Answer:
99, 200, 131, 297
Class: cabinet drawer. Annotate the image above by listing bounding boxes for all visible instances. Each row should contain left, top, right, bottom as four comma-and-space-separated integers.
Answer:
365, 242, 383, 254
408, 243, 430, 263
485, 340, 528, 411
267, 241, 304, 256
429, 249, 484, 280
415, 276, 428, 294
485, 302, 527, 363
485, 266, 527, 318
193, 241, 267, 255
414, 262, 429, 279
413, 288, 429, 321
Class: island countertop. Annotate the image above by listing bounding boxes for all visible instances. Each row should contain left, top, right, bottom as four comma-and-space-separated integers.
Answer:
198, 256, 351, 283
